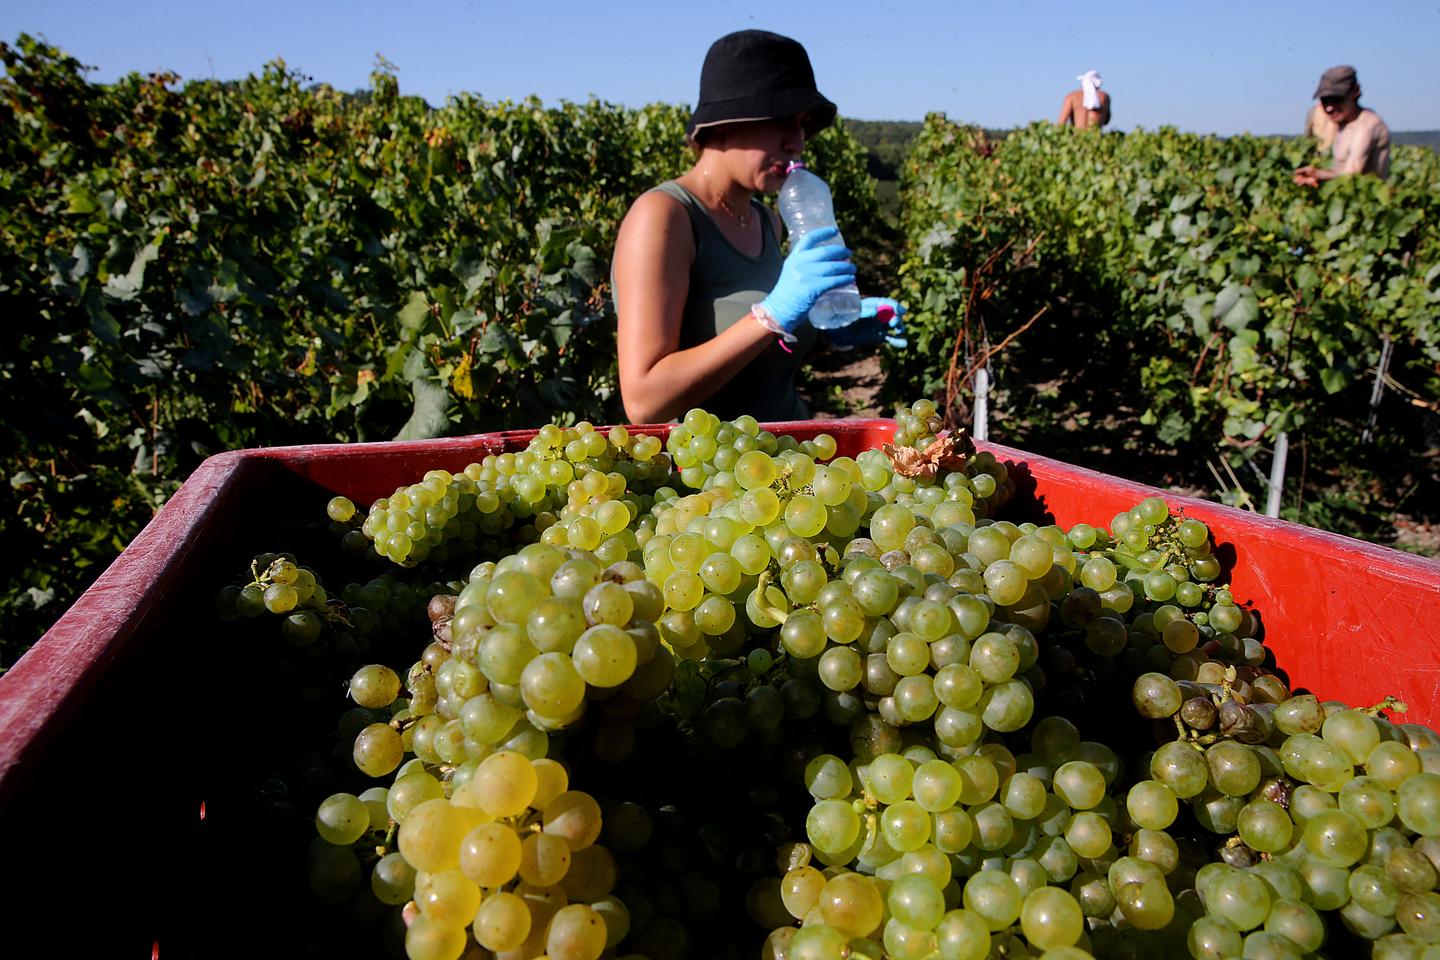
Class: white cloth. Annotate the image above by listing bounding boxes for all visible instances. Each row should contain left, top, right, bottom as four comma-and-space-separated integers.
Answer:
1078, 71, 1102, 111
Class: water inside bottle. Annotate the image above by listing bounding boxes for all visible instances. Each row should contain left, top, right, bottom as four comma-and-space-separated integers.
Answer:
810, 288, 863, 329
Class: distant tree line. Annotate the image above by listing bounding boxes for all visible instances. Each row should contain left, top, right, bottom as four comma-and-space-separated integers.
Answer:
1393, 130, 1440, 151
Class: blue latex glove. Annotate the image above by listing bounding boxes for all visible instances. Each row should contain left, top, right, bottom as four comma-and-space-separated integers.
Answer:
755, 227, 858, 338
826, 297, 908, 350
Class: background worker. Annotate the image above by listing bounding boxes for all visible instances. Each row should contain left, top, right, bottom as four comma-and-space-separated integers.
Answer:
1057, 70, 1111, 130
1294, 65, 1390, 186
611, 30, 904, 424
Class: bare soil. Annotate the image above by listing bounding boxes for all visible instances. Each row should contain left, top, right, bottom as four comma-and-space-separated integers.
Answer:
802, 345, 888, 418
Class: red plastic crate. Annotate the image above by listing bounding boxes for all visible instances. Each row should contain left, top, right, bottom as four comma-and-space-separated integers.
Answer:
0, 420, 1436, 954
979, 439, 1440, 730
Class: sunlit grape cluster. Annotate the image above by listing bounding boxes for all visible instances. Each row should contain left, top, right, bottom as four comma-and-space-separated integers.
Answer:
350, 422, 674, 567
314, 749, 625, 960
664, 409, 840, 492
217, 552, 338, 646
1129, 669, 1440, 957
341, 541, 676, 795
776, 718, 1120, 958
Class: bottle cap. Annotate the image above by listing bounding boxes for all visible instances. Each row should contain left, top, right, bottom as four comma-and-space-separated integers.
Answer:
786, 161, 805, 174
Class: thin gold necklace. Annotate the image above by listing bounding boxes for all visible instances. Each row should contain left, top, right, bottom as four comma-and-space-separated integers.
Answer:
716, 192, 754, 228
702, 169, 753, 228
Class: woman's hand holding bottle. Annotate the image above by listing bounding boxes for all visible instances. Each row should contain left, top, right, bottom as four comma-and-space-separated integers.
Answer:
752, 227, 856, 341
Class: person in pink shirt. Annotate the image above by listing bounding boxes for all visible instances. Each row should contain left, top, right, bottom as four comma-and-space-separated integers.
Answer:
1294, 65, 1390, 186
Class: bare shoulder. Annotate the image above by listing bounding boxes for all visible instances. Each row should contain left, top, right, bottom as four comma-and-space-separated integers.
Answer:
616, 188, 695, 260
620, 188, 690, 235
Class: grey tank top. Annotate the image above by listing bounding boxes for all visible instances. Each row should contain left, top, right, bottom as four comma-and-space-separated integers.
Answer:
628, 180, 816, 422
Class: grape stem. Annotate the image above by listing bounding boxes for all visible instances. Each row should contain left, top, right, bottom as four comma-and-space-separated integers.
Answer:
379, 821, 397, 856
1172, 713, 1221, 747
324, 602, 355, 628
1218, 665, 1239, 703
770, 464, 797, 499
860, 810, 879, 851
1361, 695, 1408, 717
754, 572, 789, 625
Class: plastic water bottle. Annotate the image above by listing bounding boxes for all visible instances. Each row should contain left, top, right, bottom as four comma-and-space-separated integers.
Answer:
777, 161, 862, 328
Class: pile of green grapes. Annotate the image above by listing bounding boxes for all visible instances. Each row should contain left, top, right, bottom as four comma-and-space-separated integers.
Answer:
223, 401, 1440, 960
351, 422, 673, 567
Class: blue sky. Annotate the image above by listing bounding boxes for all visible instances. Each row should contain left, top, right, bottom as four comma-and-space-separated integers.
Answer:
4, 0, 1437, 135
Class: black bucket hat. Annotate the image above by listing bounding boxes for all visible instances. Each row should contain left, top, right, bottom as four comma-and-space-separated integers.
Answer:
686, 30, 838, 141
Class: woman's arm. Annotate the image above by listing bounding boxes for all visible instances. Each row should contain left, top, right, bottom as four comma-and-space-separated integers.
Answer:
613, 191, 774, 424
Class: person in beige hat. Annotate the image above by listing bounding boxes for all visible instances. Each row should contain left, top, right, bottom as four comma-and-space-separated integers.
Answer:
1294, 65, 1390, 186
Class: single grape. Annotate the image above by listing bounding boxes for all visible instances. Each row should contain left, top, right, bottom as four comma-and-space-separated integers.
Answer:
1398, 773, 1440, 836
1019, 886, 1084, 950
887, 874, 946, 931
1132, 672, 1182, 719
781, 865, 827, 920
315, 793, 370, 846
807, 799, 862, 856
1052, 761, 1106, 810
962, 870, 1023, 932
1237, 799, 1294, 854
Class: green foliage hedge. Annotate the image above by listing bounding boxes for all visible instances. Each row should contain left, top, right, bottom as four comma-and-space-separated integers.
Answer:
893, 115, 1440, 457
0, 35, 879, 662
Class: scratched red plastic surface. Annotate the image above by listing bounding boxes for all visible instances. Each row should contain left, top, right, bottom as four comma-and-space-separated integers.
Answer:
2, 419, 1437, 802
